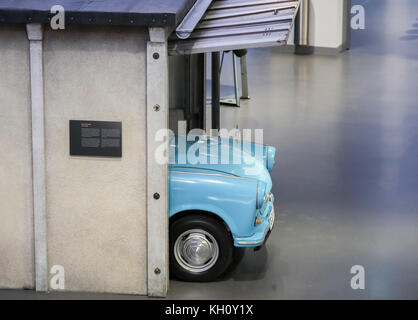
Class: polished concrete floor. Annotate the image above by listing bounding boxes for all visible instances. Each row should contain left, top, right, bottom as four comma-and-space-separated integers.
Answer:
1, 0, 417, 300
171, 0, 418, 300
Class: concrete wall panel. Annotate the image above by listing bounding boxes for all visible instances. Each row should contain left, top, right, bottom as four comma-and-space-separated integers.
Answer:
44, 26, 148, 294
0, 24, 34, 289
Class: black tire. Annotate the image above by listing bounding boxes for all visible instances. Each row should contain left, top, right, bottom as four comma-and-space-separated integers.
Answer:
170, 214, 234, 282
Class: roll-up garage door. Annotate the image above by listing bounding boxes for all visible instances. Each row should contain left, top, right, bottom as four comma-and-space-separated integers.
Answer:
169, 0, 300, 55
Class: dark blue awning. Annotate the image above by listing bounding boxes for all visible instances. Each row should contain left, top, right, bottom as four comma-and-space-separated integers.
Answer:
0, 0, 196, 27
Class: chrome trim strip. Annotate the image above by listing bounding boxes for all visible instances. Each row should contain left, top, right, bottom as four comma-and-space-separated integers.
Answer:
168, 170, 258, 182
237, 239, 264, 245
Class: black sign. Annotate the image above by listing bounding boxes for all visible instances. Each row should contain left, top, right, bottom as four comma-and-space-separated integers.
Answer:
70, 120, 122, 157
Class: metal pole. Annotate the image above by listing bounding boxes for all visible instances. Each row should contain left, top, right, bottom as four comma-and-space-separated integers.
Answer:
232, 53, 240, 107
294, 0, 311, 54
240, 54, 250, 99
298, 0, 309, 46
342, 0, 351, 50
211, 51, 220, 130
198, 53, 206, 130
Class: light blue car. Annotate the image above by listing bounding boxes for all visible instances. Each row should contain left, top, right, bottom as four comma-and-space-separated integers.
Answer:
168, 135, 276, 281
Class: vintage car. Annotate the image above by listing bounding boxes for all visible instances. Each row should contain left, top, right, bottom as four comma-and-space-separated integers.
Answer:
168, 135, 276, 281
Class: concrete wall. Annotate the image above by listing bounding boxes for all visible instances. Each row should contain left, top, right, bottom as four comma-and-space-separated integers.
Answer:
0, 23, 166, 295
288, 0, 349, 51
43, 26, 148, 294
0, 24, 35, 289
308, 0, 345, 48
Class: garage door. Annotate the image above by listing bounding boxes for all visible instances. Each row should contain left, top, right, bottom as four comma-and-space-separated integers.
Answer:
169, 0, 300, 55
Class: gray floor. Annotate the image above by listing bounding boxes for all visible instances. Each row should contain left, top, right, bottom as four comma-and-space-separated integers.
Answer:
170, 0, 418, 300
1, 0, 417, 300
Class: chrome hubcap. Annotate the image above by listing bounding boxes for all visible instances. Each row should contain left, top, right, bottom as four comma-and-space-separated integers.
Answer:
174, 229, 219, 273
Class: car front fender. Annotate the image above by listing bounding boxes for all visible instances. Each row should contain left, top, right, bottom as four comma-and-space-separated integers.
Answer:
169, 170, 258, 238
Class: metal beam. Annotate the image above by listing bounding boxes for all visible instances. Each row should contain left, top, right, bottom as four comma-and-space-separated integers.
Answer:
26, 23, 48, 292
146, 32, 169, 297
211, 52, 220, 130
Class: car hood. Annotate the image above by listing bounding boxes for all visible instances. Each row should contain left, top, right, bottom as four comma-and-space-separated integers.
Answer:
169, 135, 272, 189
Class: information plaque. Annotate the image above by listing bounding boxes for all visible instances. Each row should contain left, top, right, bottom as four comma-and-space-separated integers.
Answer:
70, 120, 122, 157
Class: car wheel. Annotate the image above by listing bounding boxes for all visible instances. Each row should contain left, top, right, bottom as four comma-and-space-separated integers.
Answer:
170, 214, 234, 282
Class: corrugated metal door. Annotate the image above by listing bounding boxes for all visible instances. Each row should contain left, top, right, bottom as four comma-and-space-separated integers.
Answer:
169, 0, 300, 55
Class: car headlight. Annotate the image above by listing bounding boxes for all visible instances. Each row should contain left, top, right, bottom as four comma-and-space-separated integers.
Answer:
256, 181, 267, 209
265, 146, 276, 172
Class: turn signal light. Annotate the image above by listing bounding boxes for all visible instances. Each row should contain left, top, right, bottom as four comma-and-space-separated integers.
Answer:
255, 218, 261, 225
